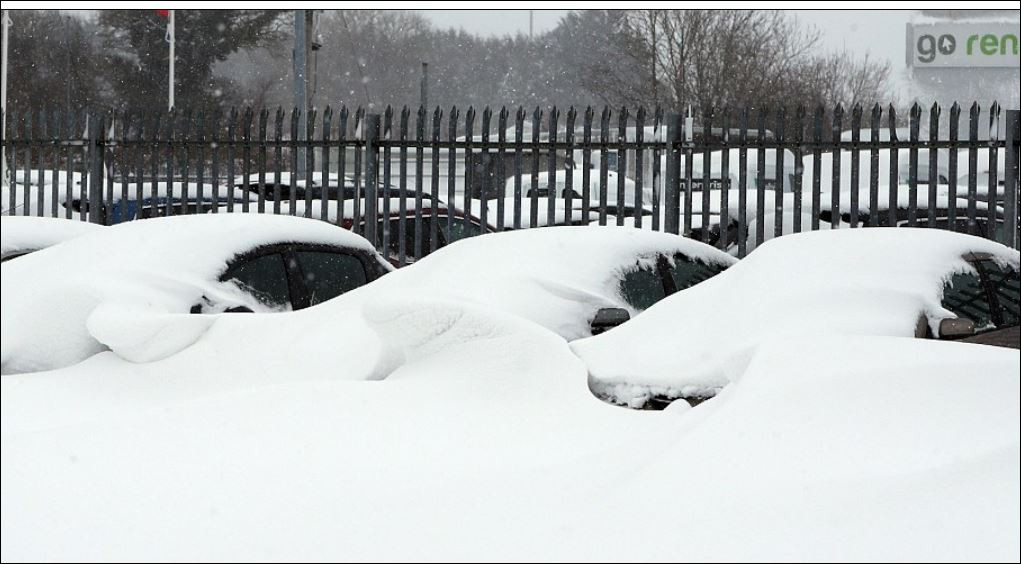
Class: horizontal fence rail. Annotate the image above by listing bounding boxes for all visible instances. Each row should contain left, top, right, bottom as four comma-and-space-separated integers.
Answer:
2, 102, 1020, 265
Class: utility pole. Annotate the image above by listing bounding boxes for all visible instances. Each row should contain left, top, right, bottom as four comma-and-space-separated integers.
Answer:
167, 10, 175, 111
420, 62, 428, 111
1, 10, 11, 186
294, 9, 308, 179
65, 15, 72, 115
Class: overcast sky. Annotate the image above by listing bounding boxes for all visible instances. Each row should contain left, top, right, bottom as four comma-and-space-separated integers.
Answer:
417, 9, 916, 87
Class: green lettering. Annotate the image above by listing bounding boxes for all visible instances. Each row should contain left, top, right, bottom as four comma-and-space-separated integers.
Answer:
1001, 33, 1018, 55
967, 34, 979, 55
980, 34, 998, 55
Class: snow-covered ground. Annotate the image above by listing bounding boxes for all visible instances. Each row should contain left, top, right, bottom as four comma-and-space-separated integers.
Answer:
2, 323, 1017, 560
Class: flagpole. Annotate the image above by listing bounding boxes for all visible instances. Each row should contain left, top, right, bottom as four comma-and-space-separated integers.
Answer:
168, 10, 175, 111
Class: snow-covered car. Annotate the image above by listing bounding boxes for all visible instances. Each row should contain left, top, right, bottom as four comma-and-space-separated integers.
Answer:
571, 228, 1020, 409
0, 213, 392, 375
0, 216, 105, 262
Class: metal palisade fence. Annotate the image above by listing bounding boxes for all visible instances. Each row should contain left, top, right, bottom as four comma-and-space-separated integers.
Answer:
2, 102, 1019, 265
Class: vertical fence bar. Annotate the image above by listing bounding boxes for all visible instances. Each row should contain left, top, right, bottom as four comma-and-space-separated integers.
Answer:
481, 106, 492, 237
179, 110, 192, 214
381, 106, 393, 252
133, 112, 144, 218
210, 112, 221, 214
496, 107, 508, 231
530, 106, 542, 228
651, 107, 663, 231
118, 111, 130, 219
967, 102, 979, 235
811, 106, 823, 231
737, 108, 749, 256
65, 111, 77, 219
774, 106, 786, 237
257, 108, 268, 213
151, 112, 163, 217
288, 108, 299, 216
849, 104, 861, 228
683, 107, 695, 236
321, 106, 333, 222
34, 110, 46, 218
398, 106, 409, 264
195, 112, 206, 213
598, 107, 610, 227
49, 110, 60, 218
547, 106, 560, 227
868, 104, 880, 227
907, 103, 920, 227
103, 112, 115, 220
463, 107, 475, 233
336, 107, 348, 227
701, 107, 713, 239
582, 107, 594, 226
272, 107, 283, 215
947, 103, 960, 231
513, 106, 524, 230
633, 106, 645, 228
719, 108, 731, 247
353, 108, 365, 234
564, 107, 576, 226
87, 112, 104, 224
364, 112, 380, 250
792, 106, 804, 234
755, 107, 767, 246
829, 105, 842, 231
615, 106, 628, 226
927, 103, 940, 227
887, 105, 899, 227
430, 107, 442, 251
665, 111, 681, 235
304, 108, 317, 218
447, 107, 459, 239
240, 108, 252, 214
414, 106, 426, 260
24, 111, 33, 217
986, 102, 1001, 238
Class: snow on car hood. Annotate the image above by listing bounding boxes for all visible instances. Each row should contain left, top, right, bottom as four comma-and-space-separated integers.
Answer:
364, 226, 736, 340
571, 227, 1020, 407
1, 216, 105, 258
1, 213, 382, 375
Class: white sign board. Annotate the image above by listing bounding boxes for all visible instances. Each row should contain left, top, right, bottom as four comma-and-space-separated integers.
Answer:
907, 22, 1020, 68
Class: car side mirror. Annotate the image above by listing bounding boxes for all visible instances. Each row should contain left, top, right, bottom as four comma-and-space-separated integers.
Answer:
591, 307, 631, 335
939, 317, 976, 339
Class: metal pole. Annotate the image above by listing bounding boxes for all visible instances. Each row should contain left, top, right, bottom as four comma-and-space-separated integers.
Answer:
420, 62, 428, 111
364, 113, 381, 250
529, 10, 533, 38
294, 9, 307, 180
1, 10, 10, 186
664, 112, 682, 235
1004, 109, 1020, 249
168, 10, 175, 111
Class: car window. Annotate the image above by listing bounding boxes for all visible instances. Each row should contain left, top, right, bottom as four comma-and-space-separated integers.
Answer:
223, 252, 292, 309
941, 270, 996, 332
378, 217, 447, 261
668, 255, 727, 292
978, 259, 1020, 327
620, 263, 667, 311
443, 216, 483, 243
295, 251, 368, 306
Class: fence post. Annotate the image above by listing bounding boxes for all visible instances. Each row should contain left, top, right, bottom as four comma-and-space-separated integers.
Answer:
87, 112, 106, 224
1004, 109, 1020, 249
664, 112, 682, 235
363, 112, 381, 250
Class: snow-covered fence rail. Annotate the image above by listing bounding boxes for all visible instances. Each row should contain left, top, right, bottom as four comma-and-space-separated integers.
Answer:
2, 102, 1019, 261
